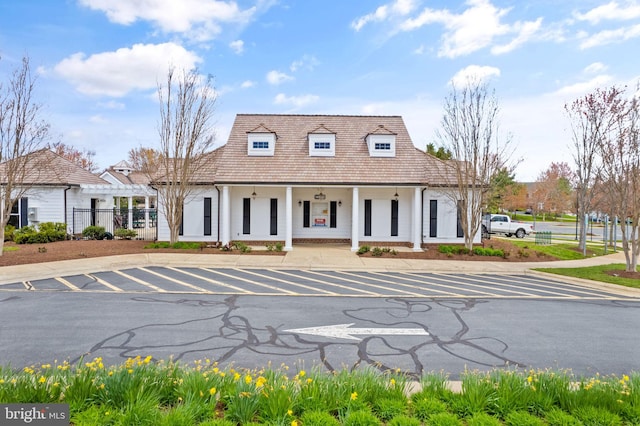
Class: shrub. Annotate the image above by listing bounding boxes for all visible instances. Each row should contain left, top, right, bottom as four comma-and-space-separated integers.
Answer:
428, 412, 463, 425
13, 222, 67, 244
357, 245, 371, 255
265, 242, 283, 252
573, 406, 622, 425
114, 228, 137, 239
372, 397, 407, 421
82, 225, 106, 240
4, 224, 15, 242
466, 412, 503, 426
371, 247, 384, 256
411, 395, 448, 421
472, 247, 505, 257
545, 408, 583, 425
231, 241, 252, 253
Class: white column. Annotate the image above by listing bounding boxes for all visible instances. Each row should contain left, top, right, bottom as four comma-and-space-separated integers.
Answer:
412, 187, 422, 251
285, 186, 293, 251
144, 196, 150, 228
351, 187, 359, 251
221, 186, 231, 246
127, 196, 134, 230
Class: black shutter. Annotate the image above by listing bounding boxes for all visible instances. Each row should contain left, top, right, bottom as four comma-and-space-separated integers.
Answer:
330, 201, 337, 228
391, 199, 398, 236
204, 197, 212, 236
270, 198, 277, 235
179, 205, 184, 236
456, 200, 464, 238
303, 201, 310, 228
20, 198, 28, 227
364, 199, 372, 236
243, 198, 251, 234
429, 200, 437, 238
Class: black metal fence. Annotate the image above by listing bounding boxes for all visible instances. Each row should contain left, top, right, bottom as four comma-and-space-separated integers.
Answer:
72, 208, 158, 240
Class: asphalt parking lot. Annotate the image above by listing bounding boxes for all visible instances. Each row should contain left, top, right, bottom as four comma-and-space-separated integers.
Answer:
2, 266, 635, 299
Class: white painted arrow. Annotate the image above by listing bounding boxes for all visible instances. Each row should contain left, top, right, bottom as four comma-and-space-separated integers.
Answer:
285, 323, 429, 341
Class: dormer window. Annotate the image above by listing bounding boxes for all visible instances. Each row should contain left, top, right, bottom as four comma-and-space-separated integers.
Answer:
248, 131, 276, 156
308, 125, 336, 157
366, 134, 396, 157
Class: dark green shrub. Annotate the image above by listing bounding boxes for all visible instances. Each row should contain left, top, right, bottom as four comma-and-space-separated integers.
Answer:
114, 228, 138, 239
265, 242, 284, 252
438, 245, 453, 254
82, 225, 106, 240
371, 247, 384, 256
12, 224, 66, 244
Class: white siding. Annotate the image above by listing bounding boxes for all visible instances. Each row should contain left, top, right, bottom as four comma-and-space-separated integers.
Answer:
421, 190, 481, 244
358, 187, 411, 243
291, 187, 351, 240
157, 187, 219, 242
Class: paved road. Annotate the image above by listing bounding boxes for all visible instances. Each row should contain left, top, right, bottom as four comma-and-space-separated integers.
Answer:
1, 267, 636, 299
1, 291, 639, 379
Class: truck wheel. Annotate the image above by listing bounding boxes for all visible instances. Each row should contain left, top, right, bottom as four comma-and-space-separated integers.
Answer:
515, 229, 525, 238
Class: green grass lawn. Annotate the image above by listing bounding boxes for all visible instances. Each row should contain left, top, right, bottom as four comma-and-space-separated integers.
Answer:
509, 240, 607, 260
535, 263, 640, 289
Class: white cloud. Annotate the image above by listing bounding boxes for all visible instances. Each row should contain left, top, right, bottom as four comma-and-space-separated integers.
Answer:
450, 65, 501, 86
54, 42, 202, 97
413, 44, 425, 54
266, 70, 294, 85
584, 62, 608, 74
398, 0, 542, 58
89, 114, 108, 123
351, 0, 418, 31
553, 74, 614, 96
97, 100, 125, 109
229, 40, 244, 54
574, 1, 640, 24
240, 80, 255, 89
274, 93, 319, 107
78, 0, 257, 41
290, 55, 319, 72
579, 23, 640, 48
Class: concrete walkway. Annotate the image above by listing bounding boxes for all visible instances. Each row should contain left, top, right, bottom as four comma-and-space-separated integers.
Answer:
1, 244, 638, 296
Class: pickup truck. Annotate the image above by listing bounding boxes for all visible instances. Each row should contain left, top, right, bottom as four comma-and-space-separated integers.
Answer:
482, 214, 534, 238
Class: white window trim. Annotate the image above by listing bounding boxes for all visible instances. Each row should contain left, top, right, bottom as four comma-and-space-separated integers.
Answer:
248, 132, 276, 156
308, 133, 336, 157
367, 134, 396, 157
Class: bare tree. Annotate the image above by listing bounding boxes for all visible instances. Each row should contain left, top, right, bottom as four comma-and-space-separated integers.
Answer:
597, 88, 639, 272
532, 162, 574, 218
435, 80, 517, 250
50, 142, 98, 172
152, 67, 217, 244
565, 87, 624, 253
127, 146, 161, 174
0, 56, 51, 254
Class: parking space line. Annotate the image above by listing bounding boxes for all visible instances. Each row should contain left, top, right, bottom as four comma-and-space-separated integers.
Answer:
434, 274, 568, 298
274, 270, 380, 295
430, 273, 540, 297
350, 271, 465, 297
168, 267, 251, 294
397, 272, 495, 297
202, 268, 297, 294
139, 267, 210, 293
242, 269, 338, 295
54, 277, 80, 291
505, 275, 625, 298
85, 274, 123, 292
113, 270, 167, 292
327, 271, 428, 297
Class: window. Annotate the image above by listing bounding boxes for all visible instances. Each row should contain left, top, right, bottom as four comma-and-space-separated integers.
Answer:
248, 132, 276, 156
366, 134, 396, 157
204, 197, 212, 236
309, 133, 336, 156
375, 142, 391, 150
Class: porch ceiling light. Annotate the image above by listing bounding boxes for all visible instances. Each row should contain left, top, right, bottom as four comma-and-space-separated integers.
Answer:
252, 187, 257, 200
314, 192, 326, 200
394, 188, 399, 201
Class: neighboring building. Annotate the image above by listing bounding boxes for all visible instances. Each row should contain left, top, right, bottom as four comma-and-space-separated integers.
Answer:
157, 114, 479, 250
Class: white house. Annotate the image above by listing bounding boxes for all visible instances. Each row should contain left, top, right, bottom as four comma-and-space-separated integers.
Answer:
158, 114, 479, 250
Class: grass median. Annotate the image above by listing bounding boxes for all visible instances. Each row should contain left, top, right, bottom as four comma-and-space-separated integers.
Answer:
1, 357, 639, 425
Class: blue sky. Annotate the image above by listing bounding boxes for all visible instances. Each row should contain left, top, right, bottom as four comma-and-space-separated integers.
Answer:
1, 0, 639, 181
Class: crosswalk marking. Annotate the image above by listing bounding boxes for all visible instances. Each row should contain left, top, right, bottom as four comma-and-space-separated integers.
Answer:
139, 267, 209, 293
272, 270, 379, 295
243, 269, 338, 295
169, 267, 251, 294
202, 268, 298, 294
